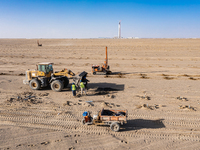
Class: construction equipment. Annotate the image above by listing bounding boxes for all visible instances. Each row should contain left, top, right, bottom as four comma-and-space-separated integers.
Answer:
92, 46, 112, 75
23, 62, 88, 92
37, 40, 42, 46
82, 108, 128, 132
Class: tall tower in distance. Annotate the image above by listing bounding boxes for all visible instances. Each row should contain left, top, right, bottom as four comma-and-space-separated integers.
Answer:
118, 21, 121, 38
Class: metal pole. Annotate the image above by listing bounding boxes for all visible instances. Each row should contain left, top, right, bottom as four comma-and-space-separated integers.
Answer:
105, 46, 108, 68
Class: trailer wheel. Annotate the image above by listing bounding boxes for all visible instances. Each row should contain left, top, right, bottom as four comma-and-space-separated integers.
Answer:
51, 80, 63, 92
106, 71, 112, 75
29, 79, 41, 90
93, 72, 96, 75
63, 77, 69, 88
110, 122, 120, 132
82, 119, 86, 125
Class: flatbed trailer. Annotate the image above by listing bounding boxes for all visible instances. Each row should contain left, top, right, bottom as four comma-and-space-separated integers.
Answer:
82, 109, 128, 132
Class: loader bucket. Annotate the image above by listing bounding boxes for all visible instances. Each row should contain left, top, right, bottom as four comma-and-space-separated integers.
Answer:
73, 71, 88, 86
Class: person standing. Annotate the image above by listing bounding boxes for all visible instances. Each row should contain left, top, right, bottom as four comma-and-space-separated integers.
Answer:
80, 80, 87, 95
71, 83, 76, 96
82, 76, 89, 90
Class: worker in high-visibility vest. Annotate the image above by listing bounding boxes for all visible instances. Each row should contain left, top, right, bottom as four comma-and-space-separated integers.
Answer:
82, 76, 89, 90
71, 83, 76, 96
80, 80, 87, 95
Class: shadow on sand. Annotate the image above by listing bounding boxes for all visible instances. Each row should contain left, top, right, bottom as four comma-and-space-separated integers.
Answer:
88, 82, 124, 91
120, 119, 165, 131
86, 82, 124, 96
39, 82, 124, 96
95, 70, 170, 76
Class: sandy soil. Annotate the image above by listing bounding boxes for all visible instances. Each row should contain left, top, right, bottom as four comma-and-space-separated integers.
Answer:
0, 39, 200, 150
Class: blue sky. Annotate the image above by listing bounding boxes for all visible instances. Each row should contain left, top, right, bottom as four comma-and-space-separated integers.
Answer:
0, 0, 200, 38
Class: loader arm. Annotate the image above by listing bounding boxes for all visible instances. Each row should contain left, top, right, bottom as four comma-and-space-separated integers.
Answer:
53, 68, 75, 78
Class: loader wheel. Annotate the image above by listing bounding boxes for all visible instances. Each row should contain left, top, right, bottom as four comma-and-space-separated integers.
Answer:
63, 77, 69, 88
29, 79, 41, 90
51, 80, 63, 92
110, 122, 120, 132
82, 119, 86, 125
93, 72, 96, 75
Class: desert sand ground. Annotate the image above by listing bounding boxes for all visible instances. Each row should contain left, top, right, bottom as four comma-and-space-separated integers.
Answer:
0, 39, 200, 150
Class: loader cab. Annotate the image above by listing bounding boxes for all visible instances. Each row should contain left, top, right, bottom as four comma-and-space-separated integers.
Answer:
37, 62, 54, 77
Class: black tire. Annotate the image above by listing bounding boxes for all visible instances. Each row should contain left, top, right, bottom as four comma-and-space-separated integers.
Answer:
106, 71, 112, 75
51, 80, 64, 92
82, 119, 86, 125
110, 122, 120, 132
63, 77, 69, 88
29, 79, 41, 90
93, 72, 96, 75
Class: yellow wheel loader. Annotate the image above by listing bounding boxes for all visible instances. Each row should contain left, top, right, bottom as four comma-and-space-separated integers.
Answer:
23, 62, 88, 92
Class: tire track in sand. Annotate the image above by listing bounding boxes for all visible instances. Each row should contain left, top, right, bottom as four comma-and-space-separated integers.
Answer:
0, 110, 200, 142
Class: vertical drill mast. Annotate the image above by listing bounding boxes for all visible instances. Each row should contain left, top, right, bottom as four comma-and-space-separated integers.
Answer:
105, 46, 108, 68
